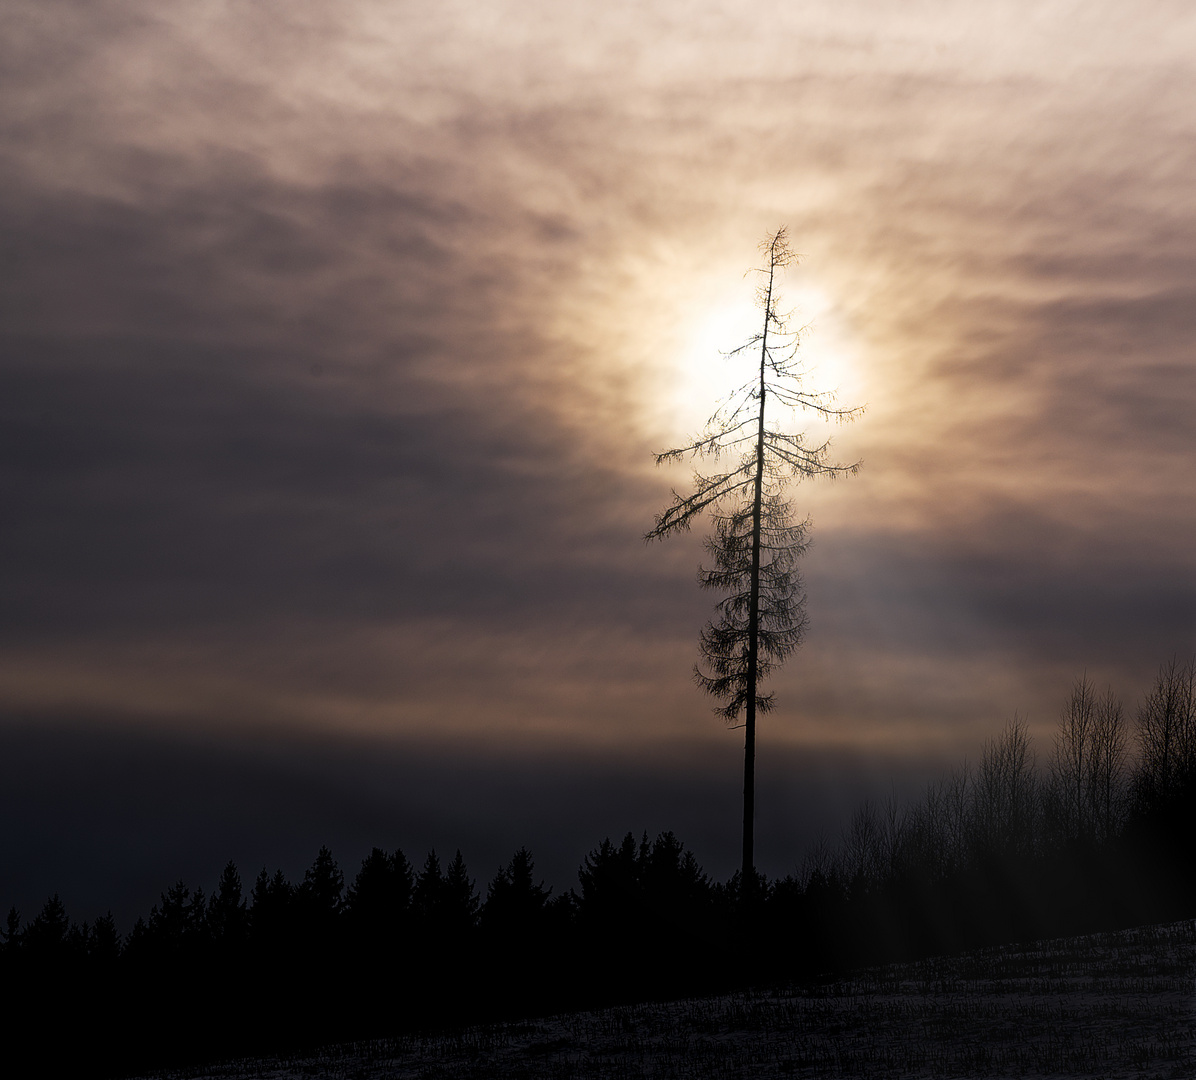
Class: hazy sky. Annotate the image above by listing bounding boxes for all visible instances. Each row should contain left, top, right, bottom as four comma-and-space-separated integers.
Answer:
3, 1, 1195, 914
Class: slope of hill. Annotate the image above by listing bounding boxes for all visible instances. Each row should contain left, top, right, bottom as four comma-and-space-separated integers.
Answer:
139, 919, 1194, 1080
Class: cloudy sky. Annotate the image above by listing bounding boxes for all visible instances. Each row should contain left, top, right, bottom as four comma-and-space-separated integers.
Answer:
3, 1, 1195, 919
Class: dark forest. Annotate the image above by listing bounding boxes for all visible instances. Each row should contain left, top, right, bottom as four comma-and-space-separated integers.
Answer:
3, 661, 1194, 1076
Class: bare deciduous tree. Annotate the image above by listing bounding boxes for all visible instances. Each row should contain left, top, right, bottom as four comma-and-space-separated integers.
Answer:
1134, 657, 1196, 816
1048, 677, 1129, 844
844, 798, 882, 889
1049, 675, 1097, 842
1089, 686, 1128, 843
972, 716, 1039, 860
646, 228, 861, 884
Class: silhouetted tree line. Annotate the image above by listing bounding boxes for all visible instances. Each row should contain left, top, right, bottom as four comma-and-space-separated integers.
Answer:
767, 659, 1196, 971
3, 661, 1193, 1075
0, 836, 736, 1075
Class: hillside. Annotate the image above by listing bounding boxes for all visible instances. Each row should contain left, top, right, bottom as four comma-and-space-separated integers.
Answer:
139, 919, 1194, 1080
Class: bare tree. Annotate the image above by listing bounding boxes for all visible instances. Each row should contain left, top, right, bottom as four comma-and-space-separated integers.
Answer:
971, 716, 1039, 860
878, 792, 905, 883
1089, 686, 1128, 843
646, 228, 861, 884
1049, 675, 1097, 842
844, 798, 882, 889
1134, 657, 1196, 816
1048, 677, 1129, 844
946, 762, 972, 871
798, 828, 838, 890
906, 779, 950, 881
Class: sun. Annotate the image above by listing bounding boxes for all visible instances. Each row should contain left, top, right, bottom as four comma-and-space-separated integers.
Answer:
670, 298, 762, 430
666, 283, 859, 437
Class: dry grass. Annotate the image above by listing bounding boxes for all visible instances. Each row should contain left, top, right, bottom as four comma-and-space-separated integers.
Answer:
143, 919, 1195, 1079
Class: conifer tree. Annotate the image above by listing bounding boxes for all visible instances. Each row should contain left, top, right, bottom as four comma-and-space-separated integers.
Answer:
346, 847, 414, 951
413, 850, 444, 924
2, 907, 21, 955
647, 228, 860, 884
207, 862, 247, 949
482, 848, 550, 933
443, 850, 480, 932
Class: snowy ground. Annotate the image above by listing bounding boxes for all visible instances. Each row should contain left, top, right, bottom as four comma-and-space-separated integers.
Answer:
141, 920, 1195, 1079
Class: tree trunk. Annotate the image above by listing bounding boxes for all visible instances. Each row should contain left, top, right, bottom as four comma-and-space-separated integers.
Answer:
742, 255, 774, 889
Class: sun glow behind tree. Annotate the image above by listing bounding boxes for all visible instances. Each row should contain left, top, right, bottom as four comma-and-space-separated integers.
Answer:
668, 278, 864, 444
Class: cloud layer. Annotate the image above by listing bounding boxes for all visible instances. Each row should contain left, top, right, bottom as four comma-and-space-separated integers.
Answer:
3, 1, 1195, 899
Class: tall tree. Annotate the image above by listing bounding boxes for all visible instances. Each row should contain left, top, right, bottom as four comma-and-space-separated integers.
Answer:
971, 716, 1039, 861
482, 848, 550, 935
1048, 678, 1128, 845
1089, 686, 1127, 843
207, 861, 248, 950
345, 847, 413, 952
1050, 675, 1097, 842
647, 228, 860, 884
1133, 657, 1195, 819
